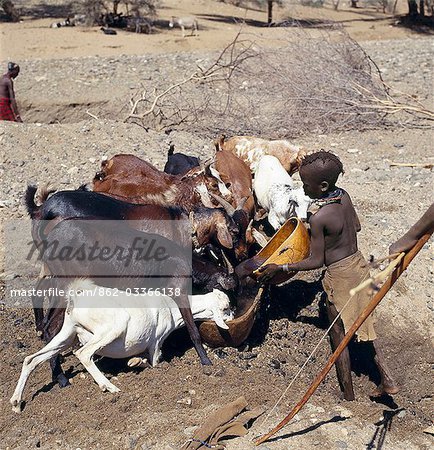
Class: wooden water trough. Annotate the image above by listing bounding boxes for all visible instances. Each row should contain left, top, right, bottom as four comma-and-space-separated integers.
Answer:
199, 217, 310, 348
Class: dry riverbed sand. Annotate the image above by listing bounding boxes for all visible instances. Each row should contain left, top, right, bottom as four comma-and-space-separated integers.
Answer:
0, 0, 433, 449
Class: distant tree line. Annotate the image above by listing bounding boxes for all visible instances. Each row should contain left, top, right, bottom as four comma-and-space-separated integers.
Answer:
0, 0, 159, 22
217, 0, 433, 21
0, 0, 432, 26
0, 0, 20, 21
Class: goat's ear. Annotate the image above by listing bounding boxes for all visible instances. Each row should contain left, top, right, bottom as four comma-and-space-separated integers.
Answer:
216, 223, 233, 249
213, 309, 229, 329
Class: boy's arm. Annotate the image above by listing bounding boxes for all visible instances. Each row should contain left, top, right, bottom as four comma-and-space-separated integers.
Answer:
257, 214, 325, 282
390, 203, 434, 253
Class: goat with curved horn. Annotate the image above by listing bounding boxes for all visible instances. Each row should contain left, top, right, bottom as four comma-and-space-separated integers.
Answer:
221, 250, 235, 274
210, 192, 236, 216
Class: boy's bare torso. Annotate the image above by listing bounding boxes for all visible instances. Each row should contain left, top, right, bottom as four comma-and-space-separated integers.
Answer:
311, 190, 360, 266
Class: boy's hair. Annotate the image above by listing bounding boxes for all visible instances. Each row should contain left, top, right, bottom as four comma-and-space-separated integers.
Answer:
300, 150, 344, 186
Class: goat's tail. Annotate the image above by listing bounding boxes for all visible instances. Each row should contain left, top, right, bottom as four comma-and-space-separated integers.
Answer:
24, 184, 56, 219
168, 143, 175, 157
24, 185, 39, 218
37, 184, 56, 203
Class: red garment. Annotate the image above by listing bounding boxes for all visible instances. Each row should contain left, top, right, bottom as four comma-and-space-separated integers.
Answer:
0, 97, 16, 121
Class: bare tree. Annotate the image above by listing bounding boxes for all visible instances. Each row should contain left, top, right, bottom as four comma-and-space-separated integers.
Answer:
217, 0, 283, 24
0, 0, 20, 21
83, 0, 158, 24
406, 0, 433, 16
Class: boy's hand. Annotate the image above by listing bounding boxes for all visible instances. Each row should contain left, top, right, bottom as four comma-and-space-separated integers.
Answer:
257, 263, 283, 283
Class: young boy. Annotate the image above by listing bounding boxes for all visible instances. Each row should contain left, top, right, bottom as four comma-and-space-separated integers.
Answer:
258, 150, 398, 398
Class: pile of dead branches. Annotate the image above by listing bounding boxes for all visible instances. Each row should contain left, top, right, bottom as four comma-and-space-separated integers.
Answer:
125, 27, 433, 136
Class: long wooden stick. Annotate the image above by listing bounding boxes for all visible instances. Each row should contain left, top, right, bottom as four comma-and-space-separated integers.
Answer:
369, 252, 400, 267
254, 232, 432, 446
390, 162, 434, 168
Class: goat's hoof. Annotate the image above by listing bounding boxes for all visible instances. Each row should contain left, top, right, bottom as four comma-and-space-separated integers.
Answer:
127, 357, 148, 369
101, 383, 120, 393
10, 399, 22, 413
202, 365, 213, 376
55, 374, 70, 388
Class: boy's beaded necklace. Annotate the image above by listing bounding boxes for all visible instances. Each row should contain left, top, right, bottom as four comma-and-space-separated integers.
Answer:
314, 188, 345, 209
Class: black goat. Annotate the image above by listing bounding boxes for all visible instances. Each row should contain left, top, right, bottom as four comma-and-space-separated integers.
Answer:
163, 144, 200, 176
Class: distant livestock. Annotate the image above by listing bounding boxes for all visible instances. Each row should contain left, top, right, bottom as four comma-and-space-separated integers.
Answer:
169, 16, 199, 37
50, 17, 74, 28
126, 16, 152, 34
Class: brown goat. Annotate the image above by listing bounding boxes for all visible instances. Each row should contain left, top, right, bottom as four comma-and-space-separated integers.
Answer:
93, 154, 212, 211
213, 141, 255, 220
217, 135, 306, 175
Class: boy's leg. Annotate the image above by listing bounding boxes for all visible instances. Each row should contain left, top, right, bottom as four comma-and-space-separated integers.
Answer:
326, 299, 355, 401
371, 340, 399, 396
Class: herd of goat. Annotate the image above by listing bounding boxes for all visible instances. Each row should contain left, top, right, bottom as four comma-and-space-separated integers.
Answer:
51, 13, 199, 37
10, 135, 310, 412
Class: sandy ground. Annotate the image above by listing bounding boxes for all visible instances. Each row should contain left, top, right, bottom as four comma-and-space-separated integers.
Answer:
0, 1, 433, 449
0, 0, 424, 61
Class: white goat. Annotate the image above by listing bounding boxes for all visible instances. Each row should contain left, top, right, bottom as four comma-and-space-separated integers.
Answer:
10, 280, 232, 412
169, 16, 198, 37
253, 155, 311, 230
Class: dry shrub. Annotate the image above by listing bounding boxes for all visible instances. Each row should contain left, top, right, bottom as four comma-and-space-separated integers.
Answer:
126, 27, 432, 137
0, 0, 20, 21
82, 0, 158, 25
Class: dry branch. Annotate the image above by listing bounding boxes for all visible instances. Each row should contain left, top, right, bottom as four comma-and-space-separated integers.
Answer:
125, 30, 258, 130
124, 26, 434, 136
86, 110, 100, 120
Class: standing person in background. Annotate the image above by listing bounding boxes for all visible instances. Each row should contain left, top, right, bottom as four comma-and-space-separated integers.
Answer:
0, 62, 22, 122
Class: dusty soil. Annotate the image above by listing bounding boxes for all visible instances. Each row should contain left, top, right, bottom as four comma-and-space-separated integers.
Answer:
0, 0, 426, 62
1, 0, 433, 449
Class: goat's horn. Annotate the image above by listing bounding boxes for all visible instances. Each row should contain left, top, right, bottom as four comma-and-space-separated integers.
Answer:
209, 248, 220, 262
221, 250, 234, 275
236, 196, 249, 211
251, 227, 269, 248
168, 143, 175, 156
200, 156, 214, 171
210, 192, 235, 216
